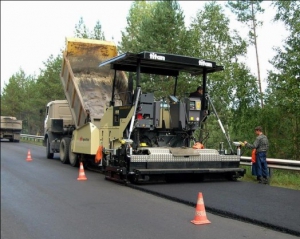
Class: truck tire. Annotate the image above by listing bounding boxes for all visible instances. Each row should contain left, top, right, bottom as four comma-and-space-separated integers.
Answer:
46, 138, 54, 159
69, 141, 79, 167
60, 138, 70, 164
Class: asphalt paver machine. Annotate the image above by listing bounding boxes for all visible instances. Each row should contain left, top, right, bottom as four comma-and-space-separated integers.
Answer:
97, 51, 245, 183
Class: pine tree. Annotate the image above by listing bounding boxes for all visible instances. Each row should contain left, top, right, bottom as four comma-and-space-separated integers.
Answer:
226, 0, 265, 108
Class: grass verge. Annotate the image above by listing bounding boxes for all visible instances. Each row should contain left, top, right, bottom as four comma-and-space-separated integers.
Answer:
240, 165, 300, 190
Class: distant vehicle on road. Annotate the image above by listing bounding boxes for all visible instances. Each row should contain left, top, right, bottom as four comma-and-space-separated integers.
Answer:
0, 116, 22, 142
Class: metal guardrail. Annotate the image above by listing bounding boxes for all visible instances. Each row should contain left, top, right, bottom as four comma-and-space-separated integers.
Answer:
240, 156, 300, 172
20, 134, 300, 172
21, 134, 44, 142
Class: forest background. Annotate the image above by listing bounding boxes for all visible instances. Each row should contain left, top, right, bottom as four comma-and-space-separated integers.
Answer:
1, 0, 299, 160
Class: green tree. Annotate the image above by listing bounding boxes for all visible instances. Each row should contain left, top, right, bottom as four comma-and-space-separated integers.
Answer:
226, 0, 265, 108
1, 69, 27, 116
35, 54, 65, 103
119, 0, 155, 54
0, 69, 40, 134
139, 0, 187, 55
120, 0, 188, 99
74, 17, 105, 40
140, 0, 188, 98
188, 2, 258, 149
93, 20, 106, 40
264, 0, 300, 159
74, 17, 89, 38
21, 77, 43, 134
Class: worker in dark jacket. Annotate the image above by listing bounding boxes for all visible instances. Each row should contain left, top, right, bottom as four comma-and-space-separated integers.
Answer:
244, 126, 269, 184
189, 86, 203, 98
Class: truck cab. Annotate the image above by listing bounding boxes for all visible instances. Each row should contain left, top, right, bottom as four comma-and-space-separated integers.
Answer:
43, 100, 75, 159
44, 100, 74, 134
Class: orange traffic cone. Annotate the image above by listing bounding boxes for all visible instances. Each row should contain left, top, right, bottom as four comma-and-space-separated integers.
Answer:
191, 192, 211, 225
26, 150, 33, 162
77, 162, 87, 181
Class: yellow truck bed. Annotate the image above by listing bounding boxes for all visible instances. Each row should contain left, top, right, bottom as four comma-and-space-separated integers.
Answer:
60, 38, 128, 129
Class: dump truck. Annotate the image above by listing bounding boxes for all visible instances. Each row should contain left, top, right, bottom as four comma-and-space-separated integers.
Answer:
44, 37, 245, 183
0, 116, 22, 142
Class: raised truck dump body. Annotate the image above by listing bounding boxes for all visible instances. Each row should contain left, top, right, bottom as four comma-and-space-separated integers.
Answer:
0, 116, 22, 142
60, 38, 128, 129
44, 38, 128, 165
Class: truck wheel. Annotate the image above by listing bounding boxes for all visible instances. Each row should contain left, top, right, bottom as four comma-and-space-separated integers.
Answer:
60, 138, 70, 164
46, 138, 54, 159
69, 142, 79, 167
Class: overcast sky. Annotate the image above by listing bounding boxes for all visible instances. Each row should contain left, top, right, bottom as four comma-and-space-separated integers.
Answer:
1, 1, 287, 92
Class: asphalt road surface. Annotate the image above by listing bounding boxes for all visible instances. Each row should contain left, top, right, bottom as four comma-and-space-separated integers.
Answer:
1, 140, 299, 239
133, 178, 300, 236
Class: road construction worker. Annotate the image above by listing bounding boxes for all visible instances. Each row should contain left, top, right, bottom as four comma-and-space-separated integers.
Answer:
189, 86, 203, 98
244, 126, 269, 184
